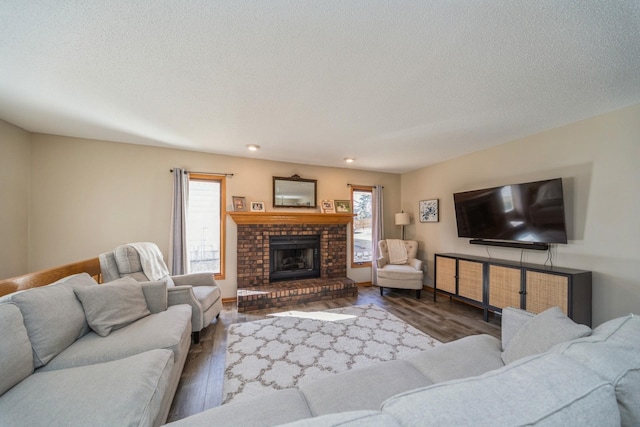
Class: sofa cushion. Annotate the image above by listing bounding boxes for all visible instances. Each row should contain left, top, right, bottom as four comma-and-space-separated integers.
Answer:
74, 277, 151, 337
0, 303, 34, 396
550, 314, 640, 426
141, 280, 168, 313
406, 334, 504, 383
40, 304, 192, 371
589, 313, 640, 347
165, 389, 313, 427
500, 306, 535, 350
300, 359, 432, 416
382, 353, 620, 426
501, 306, 591, 364
8, 273, 96, 368
0, 349, 174, 427
377, 265, 423, 280
279, 410, 401, 427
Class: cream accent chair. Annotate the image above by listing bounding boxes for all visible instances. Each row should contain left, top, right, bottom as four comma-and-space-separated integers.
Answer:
376, 240, 424, 299
99, 243, 222, 343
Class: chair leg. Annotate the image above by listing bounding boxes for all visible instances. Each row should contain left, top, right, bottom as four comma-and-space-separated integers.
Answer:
192, 331, 200, 344
416, 290, 421, 299
379, 286, 383, 296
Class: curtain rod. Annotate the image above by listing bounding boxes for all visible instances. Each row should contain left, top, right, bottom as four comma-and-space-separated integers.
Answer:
170, 169, 234, 177
347, 183, 383, 188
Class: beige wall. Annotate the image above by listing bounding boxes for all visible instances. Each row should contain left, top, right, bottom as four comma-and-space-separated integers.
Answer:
26, 134, 401, 297
4, 104, 639, 322
0, 120, 30, 278
401, 103, 640, 326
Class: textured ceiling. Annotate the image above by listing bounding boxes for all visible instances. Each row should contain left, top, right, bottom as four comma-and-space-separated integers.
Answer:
1, 1, 639, 173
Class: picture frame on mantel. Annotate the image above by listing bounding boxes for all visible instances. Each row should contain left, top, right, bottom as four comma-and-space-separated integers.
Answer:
321, 200, 335, 213
419, 199, 439, 222
233, 196, 247, 212
250, 201, 265, 212
334, 200, 351, 213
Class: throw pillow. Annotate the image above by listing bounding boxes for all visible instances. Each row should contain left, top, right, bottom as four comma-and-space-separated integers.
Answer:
74, 277, 151, 337
7, 273, 97, 368
501, 306, 591, 364
0, 303, 34, 395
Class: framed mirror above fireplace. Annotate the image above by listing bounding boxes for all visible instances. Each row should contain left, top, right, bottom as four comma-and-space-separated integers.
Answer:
273, 175, 317, 208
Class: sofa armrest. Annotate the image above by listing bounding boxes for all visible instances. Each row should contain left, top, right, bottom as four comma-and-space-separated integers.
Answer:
171, 273, 217, 287
408, 258, 423, 272
501, 307, 536, 350
140, 281, 168, 313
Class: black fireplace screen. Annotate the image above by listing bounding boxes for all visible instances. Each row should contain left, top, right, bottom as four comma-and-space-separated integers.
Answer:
269, 235, 320, 282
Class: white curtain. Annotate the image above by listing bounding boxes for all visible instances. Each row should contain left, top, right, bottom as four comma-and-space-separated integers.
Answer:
169, 168, 189, 275
371, 185, 384, 285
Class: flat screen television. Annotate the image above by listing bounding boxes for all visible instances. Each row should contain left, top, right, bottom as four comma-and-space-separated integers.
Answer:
453, 178, 568, 244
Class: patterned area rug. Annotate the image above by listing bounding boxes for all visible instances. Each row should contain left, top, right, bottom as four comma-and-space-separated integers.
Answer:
222, 304, 440, 403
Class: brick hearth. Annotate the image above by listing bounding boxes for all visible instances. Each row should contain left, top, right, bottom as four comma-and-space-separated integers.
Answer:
237, 278, 357, 312
230, 212, 357, 311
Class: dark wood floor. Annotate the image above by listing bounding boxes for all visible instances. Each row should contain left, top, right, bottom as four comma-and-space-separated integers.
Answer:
166, 286, 502, 423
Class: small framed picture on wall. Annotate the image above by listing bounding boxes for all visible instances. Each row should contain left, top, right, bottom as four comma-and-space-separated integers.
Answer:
419, 199, 439, 222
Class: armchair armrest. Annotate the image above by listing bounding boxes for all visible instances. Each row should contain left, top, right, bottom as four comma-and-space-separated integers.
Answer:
167, 285, 201, 308
141, 281, 168, 313
167, 285, 206, 333
376, 257, 388, 269
408, 258, 423, 271
171, 273, 217, 287
501, 307, 536, 350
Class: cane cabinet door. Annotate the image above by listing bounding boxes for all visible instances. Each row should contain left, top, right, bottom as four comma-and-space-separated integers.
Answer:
488, 265, 521, 310
435, 255, 456, 294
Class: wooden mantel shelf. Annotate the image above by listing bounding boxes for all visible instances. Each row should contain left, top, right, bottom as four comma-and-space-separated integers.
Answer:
229, 211, 354, 225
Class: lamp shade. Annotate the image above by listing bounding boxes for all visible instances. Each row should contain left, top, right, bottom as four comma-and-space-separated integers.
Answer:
395, 212, 410, 226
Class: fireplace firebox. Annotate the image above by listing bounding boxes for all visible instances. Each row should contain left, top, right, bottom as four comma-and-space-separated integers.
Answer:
269, 235, 320, 282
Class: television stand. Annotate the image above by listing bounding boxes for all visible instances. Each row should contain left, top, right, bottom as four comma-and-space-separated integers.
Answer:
469, 239, 549, 251
433, 253, 592, 326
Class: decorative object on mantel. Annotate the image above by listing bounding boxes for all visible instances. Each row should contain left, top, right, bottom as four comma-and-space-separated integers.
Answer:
419, 199, 439, 222
273, 174, 317, 208
222, 304, 440, 404
321, 200, 335, 213
395, 212, 410, 239
250, 201, 265, 212
334, 200, 351, 213
232, 196, 247, 212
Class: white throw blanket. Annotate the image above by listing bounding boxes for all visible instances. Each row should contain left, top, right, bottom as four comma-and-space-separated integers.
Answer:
386, 239, 408, 265
129, 242, 170, 281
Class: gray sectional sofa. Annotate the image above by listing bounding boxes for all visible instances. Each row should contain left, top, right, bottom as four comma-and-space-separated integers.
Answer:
0, 273, 192, 427
167, 306, 640, 427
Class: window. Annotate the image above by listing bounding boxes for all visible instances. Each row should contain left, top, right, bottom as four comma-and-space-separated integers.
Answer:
501, 186, 514, 212
351, 186, 373, 267
186, 174, 226, 278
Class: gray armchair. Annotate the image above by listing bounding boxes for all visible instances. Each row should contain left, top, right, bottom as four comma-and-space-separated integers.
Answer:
376, 240, 424, 299
99, 243, 222, 343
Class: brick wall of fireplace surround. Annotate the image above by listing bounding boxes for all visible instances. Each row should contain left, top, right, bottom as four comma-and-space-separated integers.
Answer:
236, 223, 348, 288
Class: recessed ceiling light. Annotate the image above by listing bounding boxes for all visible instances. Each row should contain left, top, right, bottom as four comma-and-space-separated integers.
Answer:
344, 157, 355, 163
246, 144, 261, 151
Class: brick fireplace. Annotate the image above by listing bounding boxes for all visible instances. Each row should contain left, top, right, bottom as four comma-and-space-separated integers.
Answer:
269, 234, 320, 282
230, 212, 358, 311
